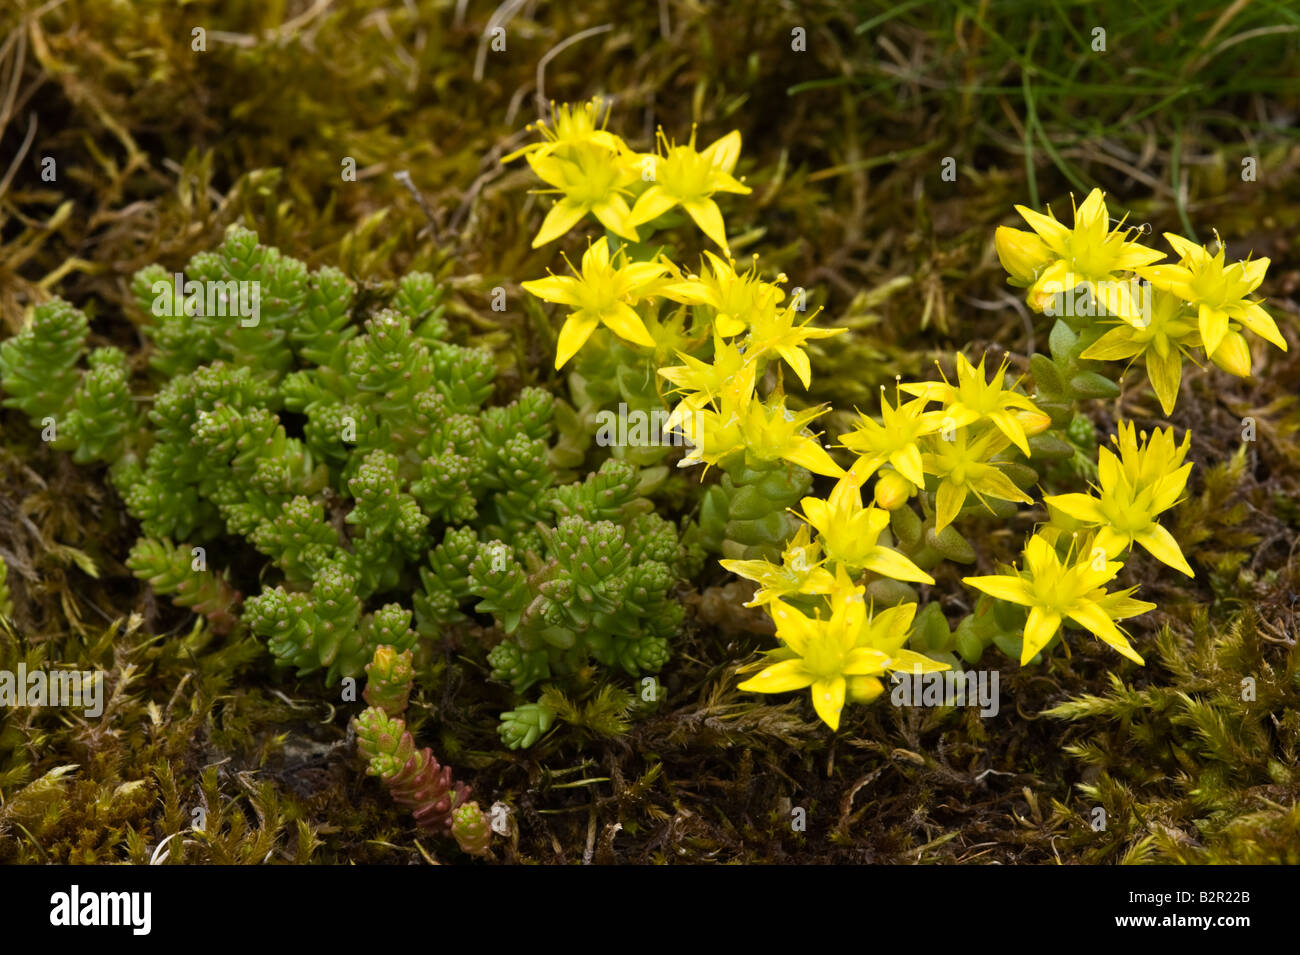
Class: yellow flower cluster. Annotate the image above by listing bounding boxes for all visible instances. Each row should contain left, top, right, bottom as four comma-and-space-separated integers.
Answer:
512, 100, 956, 730
510, 98, 749, 254
961, 420, 1190, 670
511, 104, 1263, 732
960, 423, 1194, 668
996, 188, 1287, 414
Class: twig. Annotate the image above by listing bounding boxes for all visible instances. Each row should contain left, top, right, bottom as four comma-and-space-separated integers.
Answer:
473, 0, 529, 83
0, 112, 35, 201
393, 170, 439, 236
535, 24, 613, 117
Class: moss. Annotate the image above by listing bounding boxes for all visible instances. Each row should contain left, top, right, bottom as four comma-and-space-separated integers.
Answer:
1046, 607, 1300, 864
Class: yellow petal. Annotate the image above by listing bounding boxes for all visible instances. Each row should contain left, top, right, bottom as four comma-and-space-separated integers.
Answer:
1066, 602, 1145, 664
1096, 589, 1157, 620
1075, 189, 1108, 232
628, 185, 679, 227
1022, 533, 1061, 577
768, 600, 815, 656
994, 226, 1054, 284
1150, 464, 1192, 514
862, 547, 935, 585
1094, 279, 1141, 325
864, 603, 917, 651
1043, 492, 1106, 525
778, 345, 812, 389
1029, 259, 1078, 312
963, 573, 1033, 607
525, 154, 568, 187
886, 648, 951, 674
591, 195, 640, 242
532, 198, 588, 248
799, 496, 832, 534
989, 410, 1031, 457
1097, 445, 1120, 492
809, 678, 846, 730
842, 646, 892, 676
1114, 242, 1165, 269
889, 444, 926, 488
602, 301, 656, 348
554, 313, 600, 368
934, 480, 966, 533
1208, 329, 1251, 377
1092, 525, 1130, 559
715, 314, 746, 336
1237, 303, 1286, 351
658, 280, 714, 306
1022, 606, 1062, 664
738, 658, 816, 694
1140, 263, 1194, 297
706, 170, 752, 195
1081, 326, 1143, 361
1239, 257, 1269, 290
620, 260, 671, 293
1198, 303, 1229, 355
970, 466, 1033, 506
719, 557, 779, 583
1015, 204, 1070, 252
898, 380, 947, 403
783, 438, 844, 478
1163, 233, 1202, 263
520, 274, 581, 306
584, 238, 613, 270
701, 130, 743, 174
1146, 347, 1182, 415
681, 197, 729, 251
1133, 523, 1194, 577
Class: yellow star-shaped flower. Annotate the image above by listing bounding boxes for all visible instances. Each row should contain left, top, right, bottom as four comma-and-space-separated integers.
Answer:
964, 531, 1154, 665
628, 128, 751, 253
501, 98, 627, 163
839, 386, 943, 489
797, 476, 933, 583
521, 241, 667, 368
738, 566, 948, 730
901, 353, 1050, 457
1079, 287, 1200, 415
719, 525, 836, 606
745, 303, 845, 390
1043, 422, 1193, 576
526, 143, 640, 248
1145, 233, 1285, 357
1008, 188, 1164, 323
659, 251, 786, 337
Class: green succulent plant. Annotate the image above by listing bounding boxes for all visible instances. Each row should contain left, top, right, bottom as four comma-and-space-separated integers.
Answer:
354, 706, 472, 833
0, 224, 690, 751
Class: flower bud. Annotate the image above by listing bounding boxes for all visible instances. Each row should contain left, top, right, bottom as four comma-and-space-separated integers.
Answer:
1015, 408, 1053, 438
451, 801, 493, 856
873, 470, 914, 510
995, 226, 1054, 286
363, 645, 414, 716
846, 675, 885, 703
1209, 330, 1251, 377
